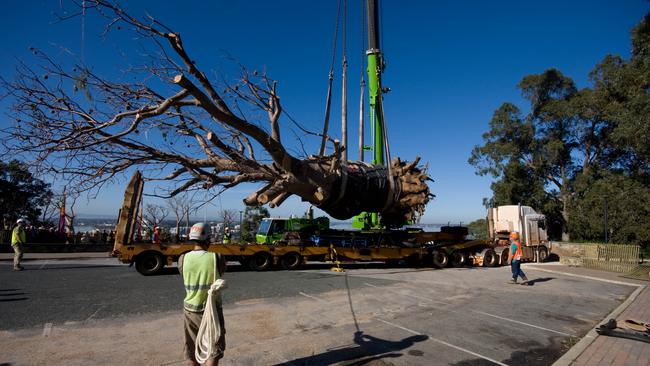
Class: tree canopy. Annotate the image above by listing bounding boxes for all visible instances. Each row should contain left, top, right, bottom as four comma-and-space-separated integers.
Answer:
0, 160, 52, 226
470, 13, 650, 245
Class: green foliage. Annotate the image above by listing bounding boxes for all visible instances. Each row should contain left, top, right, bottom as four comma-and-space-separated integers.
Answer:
569, 172, 650, 246
466, 219, 487, 240
0, 160, 52, 226
470, 14, 650, 243
241, 205, 270, 242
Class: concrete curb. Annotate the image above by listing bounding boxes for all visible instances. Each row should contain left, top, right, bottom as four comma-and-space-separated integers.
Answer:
537, 268, 646, 366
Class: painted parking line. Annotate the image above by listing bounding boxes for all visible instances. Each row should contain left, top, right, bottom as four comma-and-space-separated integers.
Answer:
364, 282, 574, 336
42, 323, 53, 337
296, 290, 508, 365
375, 318, 509, 366
471, 310, 571, 336
364, 282, 450, 306
526, 267, 643, 287
298, 291, 328, 303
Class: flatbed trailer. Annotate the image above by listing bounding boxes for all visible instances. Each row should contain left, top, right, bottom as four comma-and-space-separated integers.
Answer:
112, 172, 548, 275
113, 240, 440, 275
112, 171, 465, 275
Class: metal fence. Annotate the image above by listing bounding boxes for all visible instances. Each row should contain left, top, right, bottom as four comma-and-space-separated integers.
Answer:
581, 243, 640, 273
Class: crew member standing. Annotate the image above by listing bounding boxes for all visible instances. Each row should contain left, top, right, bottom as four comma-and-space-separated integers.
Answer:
507, 231, 529, 285
222, 227, 231, 244
152, 226, 161, 246
11, 219, 26, 271
179, 222, 226, 366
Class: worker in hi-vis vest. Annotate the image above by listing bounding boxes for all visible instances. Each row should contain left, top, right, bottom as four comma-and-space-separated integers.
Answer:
11, 218, 27, 271
222, 227, 231, 244
179, 222, 226, 366
507, 231, 529, 285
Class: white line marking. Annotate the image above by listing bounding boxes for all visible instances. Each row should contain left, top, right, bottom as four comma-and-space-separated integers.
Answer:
39, 260, 49, 270
471, 310, 572, 337
376, 318, 509, 366
364, 282, 450, 305
365, 282, 573, 336
298, 291, 327, 302
42, 323, 53, 337
528, 267, 643, 287
85, 305, 104, 322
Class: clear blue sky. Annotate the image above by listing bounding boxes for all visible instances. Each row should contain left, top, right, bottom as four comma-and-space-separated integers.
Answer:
1, 1, 648, 223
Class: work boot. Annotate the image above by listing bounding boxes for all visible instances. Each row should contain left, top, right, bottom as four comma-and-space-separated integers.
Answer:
13, 267, 23, 271
520, 275, 529, 285
508, 278, 517, 284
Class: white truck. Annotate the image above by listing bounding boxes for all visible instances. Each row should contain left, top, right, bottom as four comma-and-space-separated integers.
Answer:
486, 204, 549, 264
433, 204, 550, 267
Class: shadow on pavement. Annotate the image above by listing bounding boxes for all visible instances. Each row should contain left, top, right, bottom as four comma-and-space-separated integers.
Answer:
273, 331, 428, 366
0, 297, 29, 302
449, 336, 567, 366
526, 277, 555, 286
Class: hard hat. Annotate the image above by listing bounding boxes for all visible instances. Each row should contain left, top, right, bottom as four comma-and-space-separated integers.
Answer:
224, 227, 230, 231
509, 231, 519, 240
16, 218, 25, 224
154, 226, 160, 231
189, 222, 208, 242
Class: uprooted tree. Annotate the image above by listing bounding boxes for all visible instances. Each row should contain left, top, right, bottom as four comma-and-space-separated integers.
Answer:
0, 1, 432, 225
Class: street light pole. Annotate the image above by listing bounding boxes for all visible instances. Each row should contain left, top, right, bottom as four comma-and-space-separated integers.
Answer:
604, 196, 609, 244
239, 210, 243, 240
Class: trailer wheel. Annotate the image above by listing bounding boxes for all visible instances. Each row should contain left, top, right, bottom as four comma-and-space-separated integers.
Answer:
537, 246, 549, 262
450, 251, 467, 267
281, 252, 303, 270
500, 249, 509, 266
249, 252, 272, 271
432, 250, 448, 268
483, 249, 498, 267
135, 252, 165, 275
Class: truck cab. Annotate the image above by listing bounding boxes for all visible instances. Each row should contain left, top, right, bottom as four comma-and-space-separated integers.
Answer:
488, 205, 548, 246
256, 217, 330, 244
487, 205, 549, 263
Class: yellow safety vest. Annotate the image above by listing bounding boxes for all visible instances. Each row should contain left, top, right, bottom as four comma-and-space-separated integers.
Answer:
11, 226, 26, 246
182, 251, 220, 312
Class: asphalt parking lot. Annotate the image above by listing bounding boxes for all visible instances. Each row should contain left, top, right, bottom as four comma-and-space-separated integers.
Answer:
0, 260, 638, 365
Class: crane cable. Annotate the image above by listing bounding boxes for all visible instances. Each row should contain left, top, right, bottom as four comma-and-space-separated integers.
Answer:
341, 0, 348, 162
318, 0, 344, 156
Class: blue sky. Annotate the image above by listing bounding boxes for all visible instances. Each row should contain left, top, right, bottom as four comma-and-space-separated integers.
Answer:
1, 1, 648, 223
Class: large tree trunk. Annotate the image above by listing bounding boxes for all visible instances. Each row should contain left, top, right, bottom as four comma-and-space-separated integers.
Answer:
0, 1, 434, 227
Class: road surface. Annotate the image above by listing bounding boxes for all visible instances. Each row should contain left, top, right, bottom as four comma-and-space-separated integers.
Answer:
0, 258, 637, 365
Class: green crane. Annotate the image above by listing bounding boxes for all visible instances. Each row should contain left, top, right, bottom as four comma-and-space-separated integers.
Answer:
352, 0, 389, 230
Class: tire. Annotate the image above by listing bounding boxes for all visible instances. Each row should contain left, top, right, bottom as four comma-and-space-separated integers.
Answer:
483, 249, 498, 267
432, 250, 449, 268
500, 249, 509, 267
135, 252, 165, 275
281, 252, 303, 270
450, 251, 467, 267
537, 246, 549, 262
248, 252, 272, 271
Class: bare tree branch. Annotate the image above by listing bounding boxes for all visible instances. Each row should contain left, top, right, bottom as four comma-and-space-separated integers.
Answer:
0, 1, 433, 225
